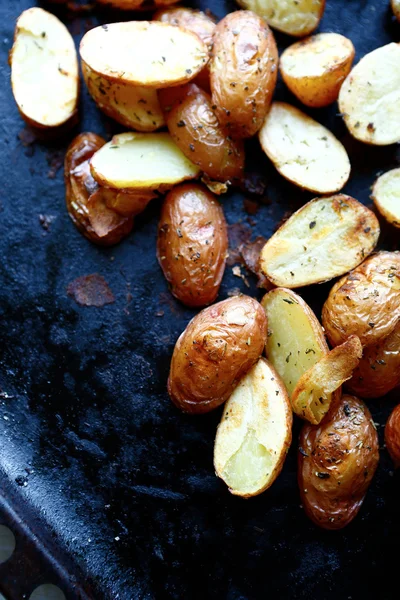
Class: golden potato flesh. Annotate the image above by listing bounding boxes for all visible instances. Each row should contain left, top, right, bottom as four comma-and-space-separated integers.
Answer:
103, 190, 157, 217
371, 168, 400, 229
298, 394, 379, 530
236, 0, 325, 37
385, 404, 400, 468
280, 33, 354, 108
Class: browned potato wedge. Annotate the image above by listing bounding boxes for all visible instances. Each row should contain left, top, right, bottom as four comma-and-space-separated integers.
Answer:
90, 132, 200, 192
280, 33, 355, 108
82, 63, 164, 132
371, 168, 400, 228
210, 11, 278, 139
393, 0, 400, 21
236, 0, 325, 37
346, 323, 400, 399
292, 336, 362, 425
80, 22, 208, 88
214, 358, 292, 497
385, 404, 400, 468
259, 195, 379, 288
157, 183, 228, 307
322, 252, 400, 348
262, 288, 328, 396
259, 103, 350, 193
298, 394, 379, 530
338, 43, 400, 146
168, 295, 267, 414
10, 7, 79, 129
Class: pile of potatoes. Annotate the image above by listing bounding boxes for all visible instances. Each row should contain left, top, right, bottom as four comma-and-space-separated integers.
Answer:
9, 1, 400, 530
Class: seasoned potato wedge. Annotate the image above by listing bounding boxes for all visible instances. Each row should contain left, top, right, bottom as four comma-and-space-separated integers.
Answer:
292, 336, 362, 425
90, 132, 200, 192
10, 7, 79, 129
259, 195, 379, 288
259, 103, 350, 193
338, 43, 400, 145
371, 168, 400, 228
168, 296, 267, 414
214, 358, 292, 498
210, 11, 278, 139
280, 33, 355, 108
322, 252, 400, 348
385, 404, 400, 468
82, 63, 164, 132
393, 0, 400, 22
299, 394, 379, 530
236, 0, 325, 37
80, 22, 208, 88
157, 183, 228, 307
262, 288, 328, 396
159, 84, 245, 183
346, 323, 400, 399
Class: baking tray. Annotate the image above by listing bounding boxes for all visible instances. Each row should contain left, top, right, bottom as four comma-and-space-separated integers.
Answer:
0, 0, 399, 598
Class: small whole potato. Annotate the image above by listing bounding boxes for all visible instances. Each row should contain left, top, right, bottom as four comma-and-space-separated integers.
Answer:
298, 394, 379, 530
385, 404, 400, 468
157, 183, 228, 307
168, 295, 267, 413
210, 10, 278, 139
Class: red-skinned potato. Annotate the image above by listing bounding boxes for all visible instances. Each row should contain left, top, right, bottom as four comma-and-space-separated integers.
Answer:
298, 394, 379, 530
210, 10, 278, 139
168, 295, 267, 414
385, 404, 400, 468
157, 183, 228, 307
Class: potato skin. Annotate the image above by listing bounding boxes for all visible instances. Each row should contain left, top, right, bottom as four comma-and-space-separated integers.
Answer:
168, 295, 267, 413
322, 252, 400, 348
210, 11, 278, 139
298, 394, 379, 530
385, 404, 400, 468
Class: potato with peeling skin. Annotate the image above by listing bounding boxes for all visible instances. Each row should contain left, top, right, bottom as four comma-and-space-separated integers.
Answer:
214, 358, 292, 498
259, 195, 379, 288
168, 296, 267, 414
236, 0, 325, 37
385, 404, 400, 468
157, 183, 228, 308
299, 394, 379, 530
371, 168, 400, 229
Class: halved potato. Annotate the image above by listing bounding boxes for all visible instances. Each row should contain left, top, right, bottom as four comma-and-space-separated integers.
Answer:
280, 33, 355, 108
393, 0, 400, 22
103, 190, 157, 217
80, 22, 208, 88
90, 132, 200, 192
371, 168, 400, 228
214, 358, 292, 498
153, 7, 216, 50
259, 195, 380, 288
236, 0, 325, 37
338, 43, 400, 146
82, 63, 164, 132
259, 102, 350, 194
10, 7, 79, 129
291, 335, 362, 425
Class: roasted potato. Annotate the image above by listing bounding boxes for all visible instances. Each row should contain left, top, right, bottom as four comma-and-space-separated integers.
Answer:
168, 295, 267, 414
210, 11, 278, 139
291, 336, 362, 425
80, 22, 208, 88
298, 394, 379, 530
236, 0, 325, 37
214, 358, 292, 497
371, 168, 400, 229
385, 404, 400, 468
338, 43, 400, 146
259, 195, 379, 288
90, 132, 200, 193
159, 84, 245, 183
102, 190, 157, 217
153, 7, 216, 50
322, 252, 400, 348
347, 323, 400, 399
10, 7, 79, 129
393, 0, 400, 22
259, 103, 351, 194
280, 33, 355, 108
157, 183, 228, 307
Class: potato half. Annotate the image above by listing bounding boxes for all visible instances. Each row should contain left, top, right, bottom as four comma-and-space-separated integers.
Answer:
10, 7, 79, 129
393, 0, 400, 22
90, 132, 200, 192
280, 33, 355, 108
259, 102, 350, 193
153, 7, 216, 49
236, 0, 325, 37
214, 358, 292, 498
259, 195, 380, 288
80, 22, 208, 88
338, 43, 400, 146
371, 168, 400, 228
